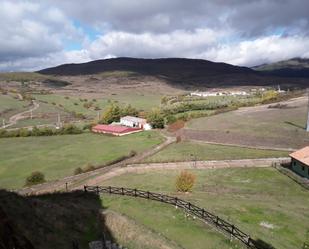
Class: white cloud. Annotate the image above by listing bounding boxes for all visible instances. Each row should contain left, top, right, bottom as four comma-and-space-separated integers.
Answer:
0, 1, 83, 62
0, 0, 309, 71
87, 28, 226, 59
205, 35, 309, 66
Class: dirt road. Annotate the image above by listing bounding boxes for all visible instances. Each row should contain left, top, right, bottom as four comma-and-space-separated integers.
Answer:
85, 157, 290, 185
3, 100, 39, 128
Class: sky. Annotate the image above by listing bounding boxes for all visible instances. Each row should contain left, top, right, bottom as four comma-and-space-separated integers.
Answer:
0, 0, 309, 72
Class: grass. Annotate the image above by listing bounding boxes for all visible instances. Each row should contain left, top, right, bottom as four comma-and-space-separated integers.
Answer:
0, 131, 164, 189
103, 210, 184, 249
144, 141, 289, 163
185, 97, 309, 149
34, 94, 106, 117
107, 92, 162, 111
101, 168, 309, 249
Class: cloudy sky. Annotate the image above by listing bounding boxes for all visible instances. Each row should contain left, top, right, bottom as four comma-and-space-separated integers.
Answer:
1, 0, 309, 71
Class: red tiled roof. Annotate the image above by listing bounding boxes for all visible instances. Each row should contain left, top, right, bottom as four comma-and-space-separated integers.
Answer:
92, 124, 141, 134
289, 146, 309, 166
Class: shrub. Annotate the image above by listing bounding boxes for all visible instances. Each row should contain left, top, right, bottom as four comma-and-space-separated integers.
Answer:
83, 123, 94, 130
64, 96, 70, 99
146, 109, 165, 129
59, 124, 83, 135
129, 150, 137, 157
74, 167, 83, 175
83, 163, 96, 172
25, 171, 45, 186
175, 170, 196, 192
166, 114, 176, 124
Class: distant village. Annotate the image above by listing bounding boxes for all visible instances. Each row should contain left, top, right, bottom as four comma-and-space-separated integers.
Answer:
190, 86, 285, 97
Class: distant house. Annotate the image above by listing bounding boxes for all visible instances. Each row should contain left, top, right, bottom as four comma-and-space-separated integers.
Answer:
289, 146, 309, 179
120, 116, 151, 130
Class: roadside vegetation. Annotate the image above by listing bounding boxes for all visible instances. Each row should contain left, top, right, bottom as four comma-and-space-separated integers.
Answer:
0, 124, 83, 138
101, 167, 309, 249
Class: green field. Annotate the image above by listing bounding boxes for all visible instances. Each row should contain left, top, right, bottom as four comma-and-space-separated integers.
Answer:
106, 92, 162, 111
185, 97, 309, 149
0, 131, 163, 189
144, 141, 289, 163
101, 168, 309, 249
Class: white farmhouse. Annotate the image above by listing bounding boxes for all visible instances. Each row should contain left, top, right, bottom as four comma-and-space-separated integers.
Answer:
120, 116, 151, 130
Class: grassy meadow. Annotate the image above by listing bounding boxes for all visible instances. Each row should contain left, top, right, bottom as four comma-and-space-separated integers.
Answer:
144, 141, 289, 163
101, 168, 309, 249
185, 97, 309, 149
0, 131, 163, 189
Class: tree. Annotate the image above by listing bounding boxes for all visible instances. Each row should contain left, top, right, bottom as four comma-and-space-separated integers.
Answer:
25, 171, 45, 186
175, 170, 196, 192
100, 104, 122, 124
147, 109, 165, 129
122, 104, 138, 117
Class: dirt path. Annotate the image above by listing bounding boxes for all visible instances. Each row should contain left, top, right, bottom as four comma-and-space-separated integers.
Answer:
85, 157, 290, 185
3, 100, 39, 128
17, 135, 176, 195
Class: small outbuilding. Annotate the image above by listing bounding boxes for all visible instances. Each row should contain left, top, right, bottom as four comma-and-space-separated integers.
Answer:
120, 116, 151, 130
289, 146, 309, 179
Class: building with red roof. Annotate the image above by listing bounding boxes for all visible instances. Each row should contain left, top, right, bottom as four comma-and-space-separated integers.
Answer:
92, 124, 142, 136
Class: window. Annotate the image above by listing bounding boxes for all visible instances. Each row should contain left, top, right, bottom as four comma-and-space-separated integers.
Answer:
302, 166, 305, 171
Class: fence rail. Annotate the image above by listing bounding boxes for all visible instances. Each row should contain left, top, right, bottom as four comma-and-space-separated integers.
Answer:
84, 186, 269, 249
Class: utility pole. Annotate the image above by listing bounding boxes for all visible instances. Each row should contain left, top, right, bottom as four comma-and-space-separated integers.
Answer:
57, 113, 61, 129
30, 110, 33, 119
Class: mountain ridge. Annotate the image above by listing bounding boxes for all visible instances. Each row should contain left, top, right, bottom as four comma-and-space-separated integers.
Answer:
37, 57, 308, 88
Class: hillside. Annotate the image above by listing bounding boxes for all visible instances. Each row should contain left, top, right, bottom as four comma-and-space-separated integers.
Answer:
0, 190, 112, 249
253, 57, 309, 78
37, 57, 308, 88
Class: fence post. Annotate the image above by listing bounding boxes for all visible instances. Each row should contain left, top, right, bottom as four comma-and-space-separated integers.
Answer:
109, 186, 112, 194
202, 208, 205, 218
247, 237, 253, 248
96, 186, 99, 195
188, 202, 191, 210
175, 197, 178, 207
134, 188, 137, 197
147, 191, 150, 199
216, 216, 219, 226
121, 187, 124, 195
230, 225, 234, 242
84, 186, 87, 193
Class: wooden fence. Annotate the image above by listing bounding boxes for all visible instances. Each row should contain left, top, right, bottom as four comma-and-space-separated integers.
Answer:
84, 186, 269, 249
